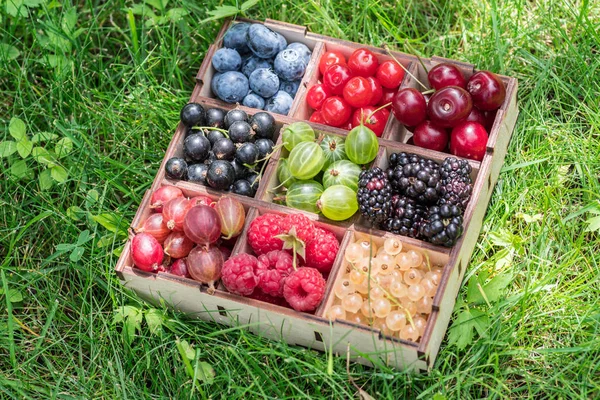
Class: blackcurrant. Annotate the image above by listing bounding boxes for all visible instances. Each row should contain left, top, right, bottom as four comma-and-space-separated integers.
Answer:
204, 151, 217, 165
231, 179, 254, 197
183, 133, 211, 162
250, 111, 276, 139
206, 160, 235, 190
185, 126, 205, 138
235, 142, 259, 165
224, 108, 248, 128
207, 130, 226, 146
231, 159, 249, 180
206, 108, 226, 128
165, 157, 188, 180
255, 138, 274, 160
180, 103, 205, 127
187, 163, 208, 184
228, 121, 253, 143
212, 138, 236, 161
246, 171, 260, 192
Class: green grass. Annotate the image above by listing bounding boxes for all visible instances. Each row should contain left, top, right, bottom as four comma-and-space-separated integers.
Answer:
1, 0, 599, 398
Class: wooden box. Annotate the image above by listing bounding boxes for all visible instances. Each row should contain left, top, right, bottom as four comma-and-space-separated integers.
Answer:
115, 18, 519, 372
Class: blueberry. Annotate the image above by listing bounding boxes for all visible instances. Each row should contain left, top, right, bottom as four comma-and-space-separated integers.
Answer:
279, 79, 301, 97
274, 49, 306, 81
231, 159, 249, 180
275, 32, 287, 53
223, 23, 251, 55
184, 134, 211, 162
206, 108, 226, 128
228, 121, 253, 143
212, 48, 242, 72
236, 142, 259, 165
241, 56, 273, 78
249, 68, 280, 98
214, 71, 249, 103
250, 112, 276, 139
212, 138, 236, 161
231, 179, 254, 197
187, 163, 208, 184
247, 24, 283, 59
224, 109, 249, 128
165, 157, 188, 180
242, 92, 266, 109
255, 138, 275, 160
286, 42, 312, 65
211, 72, 222, 97
206, 160, 235, 190
265, 91, 293, 115
180, 103, 206, 127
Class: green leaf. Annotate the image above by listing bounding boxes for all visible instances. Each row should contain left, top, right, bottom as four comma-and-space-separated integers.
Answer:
7, 0, 29, 17
50, 165, 68, 183
24, 0, 45, 6
31, 132, 58, 143
66, 206, 85, 220
448, 308, 488, 350
56, 243, 75, 251
77, 229, 91, 246
195, 361, 216, 384
92, 213, 127, 235
38, 168, 54, 190
145, 0, 168, 10
469, 308, 489, 337
584, 215, 600, 233
10, 159, 29, 179
86, 189, 99, 208
176, 339, 196, 379
9, 117, 26, 140
145, 309, 164, 335
201, 5, 239, 23
55, 137, 73, 158
16, 137, 32, 158
483, 273, 512, 303
166, 7, 188, 21
0, 141, 18, 157
69, 246, 84, 262
114, 306, 143, 345
179, 339, 195, 360
0, 44, 20, 61
516, 212, 543, 223
0, 288, 24, 303
61, 7, 77, 34
129, 4, 157, 18
432, 394, 447, 400
240, 0, 260, 12
31, 147, 57, 166
96, 234, 115, 248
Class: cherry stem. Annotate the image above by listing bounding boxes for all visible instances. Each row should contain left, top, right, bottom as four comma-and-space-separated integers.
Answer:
383, 44, 428, 91
422, 89, 435, 95
365, 102, 392, 123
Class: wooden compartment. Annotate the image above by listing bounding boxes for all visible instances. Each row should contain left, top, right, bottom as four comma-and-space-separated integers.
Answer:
195, 18, 324, 117
115, 18, 519, 372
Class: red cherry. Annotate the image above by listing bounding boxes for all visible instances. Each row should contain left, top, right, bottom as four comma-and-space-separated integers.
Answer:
413, 120, 449, 152
319, 50, 346, 75
391, 88, 427, 127
427, 86, 473, 128
351, 107, 389, 137
343, 76, 373, 108
376, 60, 405, 89
321, 96, 352, 127
450, 121, 488, 161
366, 77, 383, 105
428, 63, 466, 90
467, 71, 506, 111
465, 107, 487, 127
378, 87, 395, 108
309, 111, 326, 124
484, 109, 497, 131
347, 48, 379, 77
306, 84, 330, 110
322, 64, 353, 95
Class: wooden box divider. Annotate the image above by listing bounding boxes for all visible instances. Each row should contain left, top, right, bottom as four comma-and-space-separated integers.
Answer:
116, 18, 519, 372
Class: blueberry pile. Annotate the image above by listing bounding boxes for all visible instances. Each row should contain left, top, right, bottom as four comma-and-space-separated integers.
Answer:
165, 103, 277, 197
210, 22, 312, 115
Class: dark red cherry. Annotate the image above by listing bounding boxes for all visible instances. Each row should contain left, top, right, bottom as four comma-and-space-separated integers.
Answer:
427, 86, 472, 128
428, 63, 466, 90
450, 121, 488, 161
391, 88, 427, 127
465, 107, 487, 128
413, 120, 449, 152
466, 71, 506, 111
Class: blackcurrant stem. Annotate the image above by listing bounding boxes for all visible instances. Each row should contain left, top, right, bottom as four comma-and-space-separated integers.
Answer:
191, 126, 229, 135
271, 176, 293, 191
383, 44, 428, 91
365, 102, 392, 122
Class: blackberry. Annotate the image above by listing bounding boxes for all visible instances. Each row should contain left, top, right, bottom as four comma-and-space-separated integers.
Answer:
380, 195, 427, 238
357, 167, 393, 225
420, 204, 464, 247
439, 157, 473, 210
386, 152, 442, 204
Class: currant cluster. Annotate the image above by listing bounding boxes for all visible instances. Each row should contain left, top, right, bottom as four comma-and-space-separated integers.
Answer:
165, 103, 277, 197
357, 153, 473, 247
221, 213, 340, 312
326, 237, 442, 343
305, 48, 405, 135
392, 63, 506, 161
130, 186, 247, 293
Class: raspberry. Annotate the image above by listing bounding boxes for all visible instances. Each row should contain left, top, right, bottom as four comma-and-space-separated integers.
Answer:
280, 214, 316, 245
221, 254, 259, 296
247, 213, 284, 255
256, 250, 294, 297
304, 228, 339, 274
283, 267, 326, 312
